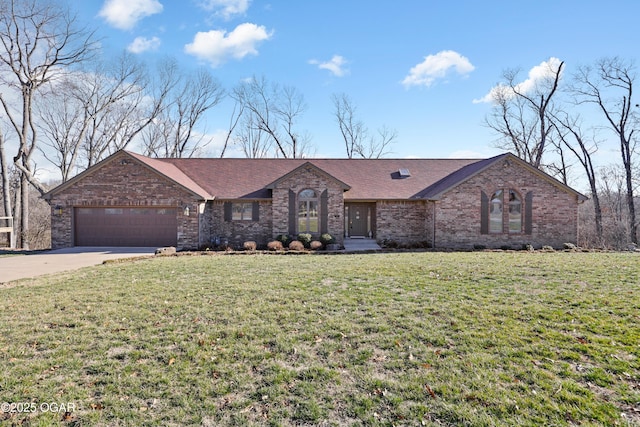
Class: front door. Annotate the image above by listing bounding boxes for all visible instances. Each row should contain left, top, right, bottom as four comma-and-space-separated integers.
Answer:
347, 203, 374, 237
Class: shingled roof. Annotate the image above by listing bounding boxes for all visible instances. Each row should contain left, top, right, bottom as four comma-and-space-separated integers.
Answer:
45, 150, 586, 203
141, 156, 482, 200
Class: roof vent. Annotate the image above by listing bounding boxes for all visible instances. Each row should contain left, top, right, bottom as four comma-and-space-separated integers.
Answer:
398, 168, 411, 178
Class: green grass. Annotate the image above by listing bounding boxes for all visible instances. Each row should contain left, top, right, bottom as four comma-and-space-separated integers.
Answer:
0, 252, 638, 426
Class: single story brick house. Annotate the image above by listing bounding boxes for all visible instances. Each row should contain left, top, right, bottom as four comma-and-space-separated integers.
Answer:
44, 150, 586, 250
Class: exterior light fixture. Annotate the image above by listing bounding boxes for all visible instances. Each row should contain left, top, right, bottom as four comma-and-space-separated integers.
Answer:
183, 205, 190, 216
54, 205, 63, 216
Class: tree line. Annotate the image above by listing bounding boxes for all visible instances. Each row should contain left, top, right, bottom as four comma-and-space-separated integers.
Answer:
0, 0, 637, 250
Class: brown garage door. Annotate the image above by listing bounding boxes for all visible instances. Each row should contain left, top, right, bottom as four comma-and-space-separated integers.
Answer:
75, 207, 177, 247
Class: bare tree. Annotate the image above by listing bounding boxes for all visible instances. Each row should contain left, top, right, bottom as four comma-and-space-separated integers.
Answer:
572, 57, 638, 244
332, 92, 397, 159
232, 76, 311, 158
486, 60, 565, 169
231, 112, 272, 158
332, 93, 366, 158
358, 126, 397, 159
36, 52, 152, 178
0, 130, 11, 219
142, 59, 225, 158
0, 0, 97, 248
552, 112, 603, 245
219, 101, 244, 158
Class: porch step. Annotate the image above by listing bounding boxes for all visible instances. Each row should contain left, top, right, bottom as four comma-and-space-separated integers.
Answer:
342, 238, 381, 251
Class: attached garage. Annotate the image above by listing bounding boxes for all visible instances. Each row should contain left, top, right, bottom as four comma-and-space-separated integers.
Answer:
74, 207, 177, 247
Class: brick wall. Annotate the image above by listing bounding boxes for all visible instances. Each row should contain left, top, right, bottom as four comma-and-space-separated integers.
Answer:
375, 200, 429, 244
271, 165, 345, 244
207, 200, 273, 249
434, 159, 579, 249
48, 153, 200, 250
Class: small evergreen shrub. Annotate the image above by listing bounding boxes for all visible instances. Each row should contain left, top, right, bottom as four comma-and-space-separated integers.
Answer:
310, 240, 323, 250
243, 241, 257, 251
275, 234, 292, 246
381, 239, 399, 249
267, 241, 283, 251
288, 240, 305, 251
297, 233, 313, 248
320, 233, 335, 245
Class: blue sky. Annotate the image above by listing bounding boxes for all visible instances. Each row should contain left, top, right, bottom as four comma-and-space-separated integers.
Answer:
74, 0, 640, 167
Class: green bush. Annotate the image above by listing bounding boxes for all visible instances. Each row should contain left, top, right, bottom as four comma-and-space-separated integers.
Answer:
288, 240, 305, 251
275, 234, 292, 246
319, 233, 334, 245
297, 233, 312, 248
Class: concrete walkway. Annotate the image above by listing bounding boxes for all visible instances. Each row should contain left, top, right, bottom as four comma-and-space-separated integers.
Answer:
0, 247, 156, 284
342, 238, 381, 251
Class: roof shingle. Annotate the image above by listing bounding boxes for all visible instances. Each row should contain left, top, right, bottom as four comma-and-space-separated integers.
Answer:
152, 156, 483, 200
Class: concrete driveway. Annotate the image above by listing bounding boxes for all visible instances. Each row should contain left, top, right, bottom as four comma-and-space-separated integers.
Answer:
0, 247, 156, 284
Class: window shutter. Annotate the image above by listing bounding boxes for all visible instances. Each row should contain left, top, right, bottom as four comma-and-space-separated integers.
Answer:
252, 202, 260, 221
224, 202, 232, 222
525, 191, 533, 235
480, 191, 489, 234
288, 190, 296, 235
320, 190, 328, 234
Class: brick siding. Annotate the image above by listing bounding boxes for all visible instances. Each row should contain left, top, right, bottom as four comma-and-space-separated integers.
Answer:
48, 153, 200, 250
433, 159, 579, 249
49, 153, 580, 251
375, 200, 429, 245
207, 200, 273, 249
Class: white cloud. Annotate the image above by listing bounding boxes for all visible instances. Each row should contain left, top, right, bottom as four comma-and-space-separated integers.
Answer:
127, 36, 161, 53
99, 0, 163, 30
199, 0, 251, 20
309, 55, 349, 77
473, 57, 564, 104
184, 23, 272, 67
402, 50, 474, 88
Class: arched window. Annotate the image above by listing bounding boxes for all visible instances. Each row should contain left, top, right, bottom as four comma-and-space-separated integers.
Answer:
489, 190, 503, 233
508, 190, 522, 233
298, 189, 318, 233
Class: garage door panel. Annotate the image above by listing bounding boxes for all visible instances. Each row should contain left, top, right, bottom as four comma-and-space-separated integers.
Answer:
75, 207, 178, 247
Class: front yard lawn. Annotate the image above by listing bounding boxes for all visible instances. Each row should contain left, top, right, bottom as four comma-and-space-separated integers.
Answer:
0, 252, 638, 426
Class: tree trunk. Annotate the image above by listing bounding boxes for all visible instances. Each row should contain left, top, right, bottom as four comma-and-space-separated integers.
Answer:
13, 178, 21, 249
20, 170, 29, 250
0, 133, 12, 219
623, 158, 637, 245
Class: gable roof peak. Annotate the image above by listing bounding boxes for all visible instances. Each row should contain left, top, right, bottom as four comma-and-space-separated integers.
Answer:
264, 161, 351, 190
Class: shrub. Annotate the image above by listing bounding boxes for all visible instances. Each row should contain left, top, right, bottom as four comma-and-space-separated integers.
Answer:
563, 242, 577, 251
267, 240, 283, 251
275, 234, 292, 247
380, 239, 399, 249
310, 240, 323, 250
320, 233, 335, 245
542, 245, 555, 251
297, 233, 312, 248
243, 241, 257, 251
288, 240, 305, 251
